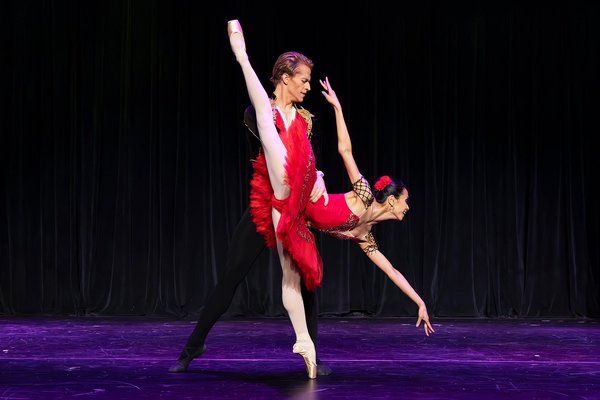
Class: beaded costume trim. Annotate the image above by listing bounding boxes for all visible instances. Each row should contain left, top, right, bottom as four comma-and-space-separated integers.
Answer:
317, 213, 360, 240
296, 152, 314, 243
362, 231, 378, 255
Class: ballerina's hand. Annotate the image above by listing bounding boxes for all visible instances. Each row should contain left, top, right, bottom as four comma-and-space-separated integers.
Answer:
320, 77, 341, 109
416, 303, 435, 337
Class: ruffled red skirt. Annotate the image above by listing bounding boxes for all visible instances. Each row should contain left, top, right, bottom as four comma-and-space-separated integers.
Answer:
249, 115, 323, 290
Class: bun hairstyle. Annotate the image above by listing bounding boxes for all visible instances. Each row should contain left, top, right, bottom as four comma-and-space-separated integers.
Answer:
373, 175, 406, 204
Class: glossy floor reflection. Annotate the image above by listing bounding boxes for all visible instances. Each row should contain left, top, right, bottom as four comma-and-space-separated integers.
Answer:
1, 317, 599, 399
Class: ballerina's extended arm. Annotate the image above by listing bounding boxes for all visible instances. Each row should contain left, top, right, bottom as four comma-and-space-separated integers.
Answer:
320, 77, 362, 185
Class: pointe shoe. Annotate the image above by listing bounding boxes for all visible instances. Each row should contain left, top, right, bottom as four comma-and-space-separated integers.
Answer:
293, 341, 317, 379
167, 344, 206, 373
227, 19, 247, 61
227, 19, 243, 39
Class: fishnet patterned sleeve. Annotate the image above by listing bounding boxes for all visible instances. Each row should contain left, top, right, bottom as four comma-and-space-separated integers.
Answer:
361, 231, 379, 255
352, 176, 374, 210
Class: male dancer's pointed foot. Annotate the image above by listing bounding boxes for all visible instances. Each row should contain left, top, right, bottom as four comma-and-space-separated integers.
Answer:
227, 19, 247, 63
168, 344, 206, 373
293, 341, 317, 379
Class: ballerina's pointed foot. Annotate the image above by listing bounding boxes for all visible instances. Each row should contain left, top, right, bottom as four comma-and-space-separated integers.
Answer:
293, 341, 317, 379
227, 19, 247, 62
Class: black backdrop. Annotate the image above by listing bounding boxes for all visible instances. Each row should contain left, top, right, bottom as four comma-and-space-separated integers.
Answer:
1, 1, 598, 318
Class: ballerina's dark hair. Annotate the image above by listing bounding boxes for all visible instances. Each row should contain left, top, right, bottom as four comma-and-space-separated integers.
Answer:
373, 176, 406, 204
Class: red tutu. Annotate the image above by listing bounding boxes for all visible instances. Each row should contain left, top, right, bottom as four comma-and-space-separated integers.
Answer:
249, 113, 323, 290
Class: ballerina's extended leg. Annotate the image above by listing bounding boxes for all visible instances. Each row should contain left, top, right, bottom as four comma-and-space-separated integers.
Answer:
227, 19, 317, 379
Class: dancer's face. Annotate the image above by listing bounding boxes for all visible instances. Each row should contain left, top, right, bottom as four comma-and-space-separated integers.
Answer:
284, 64, 312, 103
391, 189, 410, 221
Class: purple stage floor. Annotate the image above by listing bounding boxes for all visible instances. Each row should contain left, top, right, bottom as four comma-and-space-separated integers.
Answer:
0, 317, 598, 399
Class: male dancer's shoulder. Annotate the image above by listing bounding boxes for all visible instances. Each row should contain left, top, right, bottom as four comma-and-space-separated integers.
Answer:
297, 106, 315, 141
244, 104, 317, 140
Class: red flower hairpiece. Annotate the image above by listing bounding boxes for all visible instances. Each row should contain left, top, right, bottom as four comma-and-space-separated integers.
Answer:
374, 176, 392, 191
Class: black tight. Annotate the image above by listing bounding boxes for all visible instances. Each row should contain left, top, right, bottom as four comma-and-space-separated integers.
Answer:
179, 207, 319, 357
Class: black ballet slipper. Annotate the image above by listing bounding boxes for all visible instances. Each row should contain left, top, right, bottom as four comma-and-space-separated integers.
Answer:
317, 360, 332, 376
168, 344, 206, 373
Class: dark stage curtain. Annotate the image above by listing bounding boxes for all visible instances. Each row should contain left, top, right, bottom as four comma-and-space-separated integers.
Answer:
1, 1, 598, 318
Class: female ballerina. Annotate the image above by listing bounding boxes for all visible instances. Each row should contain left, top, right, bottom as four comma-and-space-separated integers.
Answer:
227, 19, 434, 380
